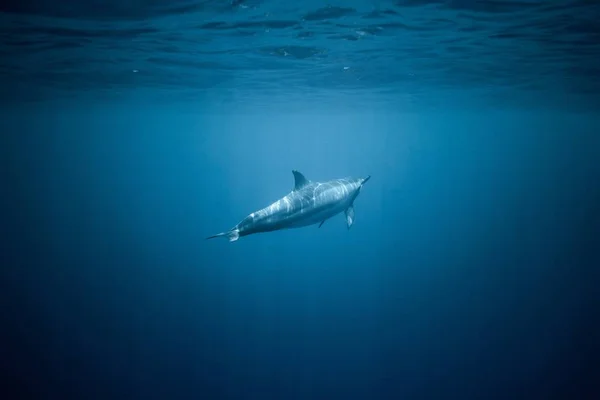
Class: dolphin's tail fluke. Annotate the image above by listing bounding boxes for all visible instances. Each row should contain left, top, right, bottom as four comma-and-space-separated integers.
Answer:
206, 229, 240, 242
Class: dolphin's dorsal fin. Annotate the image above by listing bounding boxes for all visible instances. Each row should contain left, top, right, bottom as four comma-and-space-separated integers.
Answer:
292, 170, 310, 191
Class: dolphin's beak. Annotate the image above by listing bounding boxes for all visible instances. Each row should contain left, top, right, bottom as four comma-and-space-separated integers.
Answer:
362, 175, 371, 184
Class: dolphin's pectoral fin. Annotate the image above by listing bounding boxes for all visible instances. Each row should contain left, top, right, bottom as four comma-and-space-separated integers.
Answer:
292, 170, 310, 191
345, 206, 355, 230
319, 219, 326, 228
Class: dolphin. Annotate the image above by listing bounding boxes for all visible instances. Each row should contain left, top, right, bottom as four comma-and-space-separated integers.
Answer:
206, 170, 371, 242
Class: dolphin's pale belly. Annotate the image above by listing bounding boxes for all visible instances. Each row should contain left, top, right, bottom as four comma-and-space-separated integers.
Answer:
282, 201, 349, 228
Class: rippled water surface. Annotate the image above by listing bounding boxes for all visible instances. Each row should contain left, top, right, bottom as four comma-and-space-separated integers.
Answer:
1, 0, 599, 111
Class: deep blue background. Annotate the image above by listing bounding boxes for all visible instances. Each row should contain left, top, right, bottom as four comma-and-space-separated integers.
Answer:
2, 0, 600, 399
3, 109, 598, 399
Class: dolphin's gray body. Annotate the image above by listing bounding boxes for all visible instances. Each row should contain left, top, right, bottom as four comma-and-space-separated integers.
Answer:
207, 170, 371, 242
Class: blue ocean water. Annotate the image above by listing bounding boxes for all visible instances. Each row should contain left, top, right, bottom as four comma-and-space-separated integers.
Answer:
2, 1, 599, 399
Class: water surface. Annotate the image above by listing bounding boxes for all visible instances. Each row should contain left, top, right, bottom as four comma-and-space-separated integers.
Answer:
1, 0, 599, 111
